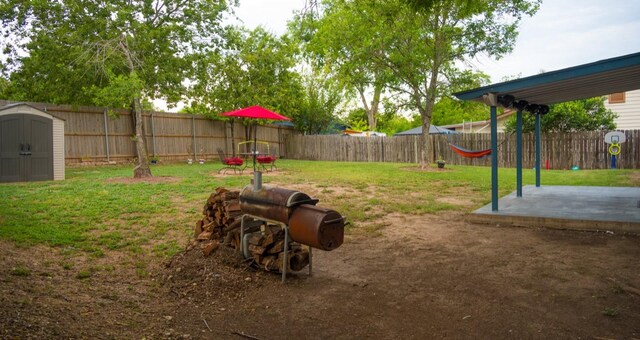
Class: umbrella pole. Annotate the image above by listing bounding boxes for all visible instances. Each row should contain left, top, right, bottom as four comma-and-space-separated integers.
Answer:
253, 122, 262, 191
253, 122, 257, 172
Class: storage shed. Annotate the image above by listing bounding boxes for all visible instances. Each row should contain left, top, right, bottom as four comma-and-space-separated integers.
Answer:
0, 103, 65, 182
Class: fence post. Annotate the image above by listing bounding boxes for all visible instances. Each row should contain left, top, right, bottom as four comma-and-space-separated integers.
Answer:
103, 109, 110, 162
151, 110, 157, 156
192, 115, 197, 160
223, 120, 229, 155
278, 126, 282, 158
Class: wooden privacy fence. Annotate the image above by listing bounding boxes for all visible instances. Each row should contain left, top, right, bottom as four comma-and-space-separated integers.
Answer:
0, 100, 297, 164
285, 130, 640, 169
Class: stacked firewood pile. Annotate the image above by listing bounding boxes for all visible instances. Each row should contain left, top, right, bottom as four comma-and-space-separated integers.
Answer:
231, 226, 310, 272
193, 187, 310, 273
193, 188, 241, 256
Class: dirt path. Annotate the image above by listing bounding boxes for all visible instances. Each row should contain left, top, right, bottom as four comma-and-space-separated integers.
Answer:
1, 213, 639, 339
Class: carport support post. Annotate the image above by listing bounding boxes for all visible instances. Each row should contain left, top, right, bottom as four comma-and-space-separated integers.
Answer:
516, 110, 523, 197
490, 105, 498, 211
535, 113, 541, 187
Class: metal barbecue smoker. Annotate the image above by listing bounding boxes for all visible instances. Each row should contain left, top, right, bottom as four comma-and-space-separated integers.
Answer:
239, 172, 346, 282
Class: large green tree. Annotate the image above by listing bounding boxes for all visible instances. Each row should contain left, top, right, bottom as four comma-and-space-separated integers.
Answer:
504, 97, 617, 133
344, 101, 421, 136
1, 0, 235, 177
188, 27, 304, 142
289, 0, 392, 131
190, 27, 301, 115
311, 0, 539, 167
292, 71, 343, 134
431, 96, 489, 126
431, 70, 491, 126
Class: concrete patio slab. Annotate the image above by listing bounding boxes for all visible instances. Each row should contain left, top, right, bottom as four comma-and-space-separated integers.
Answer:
468, 185, 640, 234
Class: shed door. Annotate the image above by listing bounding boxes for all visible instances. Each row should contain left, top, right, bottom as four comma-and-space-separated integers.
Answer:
0, 114, 53, 182
0, 114, 23, 182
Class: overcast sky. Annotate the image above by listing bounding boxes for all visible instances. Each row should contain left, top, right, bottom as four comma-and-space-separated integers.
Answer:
229, 0, 640, 83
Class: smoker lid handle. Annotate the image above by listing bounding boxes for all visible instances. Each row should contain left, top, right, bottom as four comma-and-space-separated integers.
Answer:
288, 198, 319, 207
324, 216, 346, 224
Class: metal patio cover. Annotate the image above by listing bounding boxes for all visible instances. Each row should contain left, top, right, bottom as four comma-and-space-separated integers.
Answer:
454, 52, 640, 105
451, 51, 640, 212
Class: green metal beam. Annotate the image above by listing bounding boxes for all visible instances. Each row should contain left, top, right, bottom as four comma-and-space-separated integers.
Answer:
491, 105, 498, 211
535, 113, 541, 187
516, 110, 523, 197
453, 52, 640, 103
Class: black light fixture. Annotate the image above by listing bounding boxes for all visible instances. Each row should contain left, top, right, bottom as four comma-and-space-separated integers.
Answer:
538, 105, 550, 115
497, 94, 515, 108
525, 104, 540, 114
513, 100, 528, 111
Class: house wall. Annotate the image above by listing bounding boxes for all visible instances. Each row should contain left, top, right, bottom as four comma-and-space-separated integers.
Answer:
605, 89, 640, 130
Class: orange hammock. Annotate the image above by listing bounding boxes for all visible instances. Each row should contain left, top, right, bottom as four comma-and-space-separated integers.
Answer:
449, 143, 492, 159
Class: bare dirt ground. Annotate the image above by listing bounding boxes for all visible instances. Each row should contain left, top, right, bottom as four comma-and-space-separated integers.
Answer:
1, 209, 639, 339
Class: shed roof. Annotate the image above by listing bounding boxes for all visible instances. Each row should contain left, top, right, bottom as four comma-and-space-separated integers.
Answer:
454, 52, 640, 105
0, 102, 65, 121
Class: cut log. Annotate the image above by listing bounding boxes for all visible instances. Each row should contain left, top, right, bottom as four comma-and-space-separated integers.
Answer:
267, 239, 285, 254
248, 233, 264, 246
290, 249, 310, 271
262, 232, 275, 248
194, 220, 204, 237
277, 252, 291, 273
206, 208, 215, 218
201, 240, 220, 256
252, 253, 263, 264
202, 220, 216, 233
224, 219, 242, 233
221, 190, 238, 200
225, 202, 241, 212
197, 231, 213, 241
248, 244, 266, 255
262, 255, 279, 271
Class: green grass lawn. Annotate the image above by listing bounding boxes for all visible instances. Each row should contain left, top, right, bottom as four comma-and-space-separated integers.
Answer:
0, 160, 636, 258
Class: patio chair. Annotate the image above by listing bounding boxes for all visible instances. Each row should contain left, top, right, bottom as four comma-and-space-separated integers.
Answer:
256, 154, 277, 172
217, 148, 244, 174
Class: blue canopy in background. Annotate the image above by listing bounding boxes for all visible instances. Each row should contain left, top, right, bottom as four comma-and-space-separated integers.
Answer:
393, 125, 457, 136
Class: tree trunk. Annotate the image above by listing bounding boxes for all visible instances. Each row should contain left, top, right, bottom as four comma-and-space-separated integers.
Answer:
419, 13, 444, 169
132, 97, 152, 178
357, 84, 383, 132
368, 83, 382, 131
419, 104, 434, 169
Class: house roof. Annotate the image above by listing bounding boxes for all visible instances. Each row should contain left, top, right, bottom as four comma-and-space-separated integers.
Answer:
394, 125, 456, 136
453, 52, 640, 105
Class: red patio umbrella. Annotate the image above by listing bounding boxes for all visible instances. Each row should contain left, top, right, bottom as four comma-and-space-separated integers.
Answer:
220, 106, 291, 172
